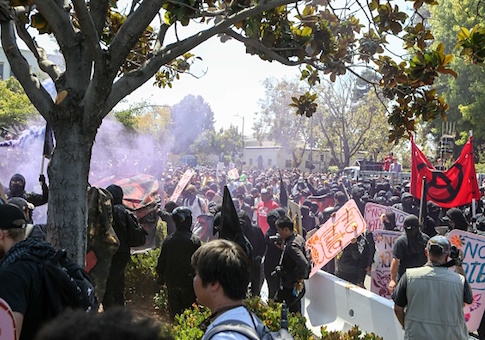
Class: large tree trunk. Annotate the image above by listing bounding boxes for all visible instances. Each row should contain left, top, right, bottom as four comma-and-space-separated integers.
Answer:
46, 109, 97, 265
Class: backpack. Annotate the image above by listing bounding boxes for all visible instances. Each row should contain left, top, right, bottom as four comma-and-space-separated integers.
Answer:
21, 249, 98, 315
125, 210, 147, 247
203, 315, 293, 340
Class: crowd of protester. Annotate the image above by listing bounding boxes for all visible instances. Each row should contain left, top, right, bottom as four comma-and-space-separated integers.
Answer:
1, 162, 485, 339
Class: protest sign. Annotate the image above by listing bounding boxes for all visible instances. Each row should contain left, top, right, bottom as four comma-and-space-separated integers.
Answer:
364, 202, 409, 231
288, 200, 302, 235
227, 168, 239, 180
448, 230, 485, 332
370, 230, 401, 298
0, 298, 16, 340
306, 199, 366, 278
169, 169, 195, 203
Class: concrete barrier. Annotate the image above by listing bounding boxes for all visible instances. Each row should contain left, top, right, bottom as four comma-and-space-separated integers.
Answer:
302, 270, 404, 339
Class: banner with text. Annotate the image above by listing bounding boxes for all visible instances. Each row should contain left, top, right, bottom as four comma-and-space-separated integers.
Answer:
448, 230, 485, 332
370, 230, 401, 298
306, 199, 366, 278
364, 202, 409, 232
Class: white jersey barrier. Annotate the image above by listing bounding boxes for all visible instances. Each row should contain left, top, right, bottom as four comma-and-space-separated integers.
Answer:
302, 270, 404, 339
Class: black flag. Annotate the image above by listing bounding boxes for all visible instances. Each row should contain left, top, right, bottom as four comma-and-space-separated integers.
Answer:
279, 170, 288, 208
220, 186, 253, 259
43, 123, 55, 159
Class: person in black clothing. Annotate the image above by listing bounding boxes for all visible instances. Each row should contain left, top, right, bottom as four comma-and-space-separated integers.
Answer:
274, 216, 309, 314
264, 208, 286, 300
388, 215, 429, 293
158, 201, 178, 236
238, 211, 265, 296
0, 204, 57, 339
156, 207, 201, 319
335, 230, 374, 287
103, 184, 138, 309
7, 173, 49, 207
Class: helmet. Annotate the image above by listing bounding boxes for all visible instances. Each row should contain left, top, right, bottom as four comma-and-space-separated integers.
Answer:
172, 206, 192, 231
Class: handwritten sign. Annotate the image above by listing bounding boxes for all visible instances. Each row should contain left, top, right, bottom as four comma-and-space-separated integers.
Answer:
370, 230, 401, 298
306, 199, 366, 278
0, 298, 16, 340
364, 202, 409, 232
227, 168, 239, 180
169, 169, 194, 203
288, 200, 302, 235
448, 230, 485, 332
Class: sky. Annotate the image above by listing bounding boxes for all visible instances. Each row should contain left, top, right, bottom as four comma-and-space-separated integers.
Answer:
121, 36, 301, 133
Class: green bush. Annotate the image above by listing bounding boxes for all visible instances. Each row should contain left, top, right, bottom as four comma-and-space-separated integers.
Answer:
327, 166, 339, 174
153, 286, 169, 312
125, 248, 160, 299
321, 325, 383, 339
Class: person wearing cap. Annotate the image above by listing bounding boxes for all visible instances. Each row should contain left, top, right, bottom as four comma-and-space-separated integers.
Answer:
392, 235, 472, 339
7, 173, 49, 207
256, 188, 279, 235
389, 215, 430, 293
156, 206, 201, 319
392, 192, 419, 216
0, 204, 57, 339
7, 197, 46, 240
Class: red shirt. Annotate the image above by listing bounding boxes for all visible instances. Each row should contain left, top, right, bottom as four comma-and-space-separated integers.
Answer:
257, 200, 280, 235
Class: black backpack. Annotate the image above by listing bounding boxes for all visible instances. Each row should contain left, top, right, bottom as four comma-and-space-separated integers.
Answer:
21, 249, 98, 315
125, 210, 147, 247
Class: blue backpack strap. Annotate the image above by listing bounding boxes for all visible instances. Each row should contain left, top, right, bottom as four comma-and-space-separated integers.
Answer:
202, 319, 260, 340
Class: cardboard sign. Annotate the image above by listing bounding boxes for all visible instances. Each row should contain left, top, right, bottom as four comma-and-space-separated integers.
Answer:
169, 169, 194, 203
0, 298, 17, 340
448, 230, 485, 332
364, 202, 410, 232
227, 168, 239, 180
288, 200, 303, 235
370, 230, 401, 298
306, 199, 366, 278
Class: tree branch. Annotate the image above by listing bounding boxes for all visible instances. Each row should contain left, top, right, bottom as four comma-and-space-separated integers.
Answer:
89, 0, 110, 37
224, 29, 308, 66
15, 22, 62, 81
72, 0, 103, 63
35, 0, 76, 52
1, 21, 54, 120
108, 0, 165, 76
106, 0, 302, 113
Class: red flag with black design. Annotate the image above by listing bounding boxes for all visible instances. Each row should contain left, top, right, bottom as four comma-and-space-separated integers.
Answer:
411, 136, 480, 208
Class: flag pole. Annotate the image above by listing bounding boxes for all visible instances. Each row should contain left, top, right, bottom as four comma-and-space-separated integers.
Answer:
418, 176, 426, 227
470, 130, 477, 232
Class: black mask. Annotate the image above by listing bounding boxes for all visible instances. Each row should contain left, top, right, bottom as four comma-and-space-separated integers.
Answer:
9, 183, 23, 196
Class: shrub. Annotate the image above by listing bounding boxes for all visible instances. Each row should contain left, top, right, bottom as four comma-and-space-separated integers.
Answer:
125, 248, 160, 299
321, 325, 383, 339
327, 166, 339, 174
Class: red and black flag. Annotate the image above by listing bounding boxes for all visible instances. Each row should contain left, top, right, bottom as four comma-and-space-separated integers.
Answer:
410, 136, 480, 208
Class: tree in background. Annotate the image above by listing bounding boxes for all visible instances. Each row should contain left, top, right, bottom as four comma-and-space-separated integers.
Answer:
192, 125, 242, 164
428, 0, 485, 155
314, 75, 389, 168
170, 94, 215, 154
0, 77, 36, 139
254, 78, 312, 168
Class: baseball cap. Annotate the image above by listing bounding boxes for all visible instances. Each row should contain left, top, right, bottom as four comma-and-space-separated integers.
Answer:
403, 215, 420, 230
260, 188, 268, 194
8, 197, 34, 211
427, 235, 451, 255
0, 204, 27, 230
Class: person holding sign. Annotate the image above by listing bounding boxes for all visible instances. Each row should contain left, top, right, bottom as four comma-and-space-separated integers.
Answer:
392, 235, 472, 339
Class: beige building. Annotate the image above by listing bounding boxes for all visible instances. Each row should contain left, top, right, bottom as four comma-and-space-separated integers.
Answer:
242, 138, 367, 171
